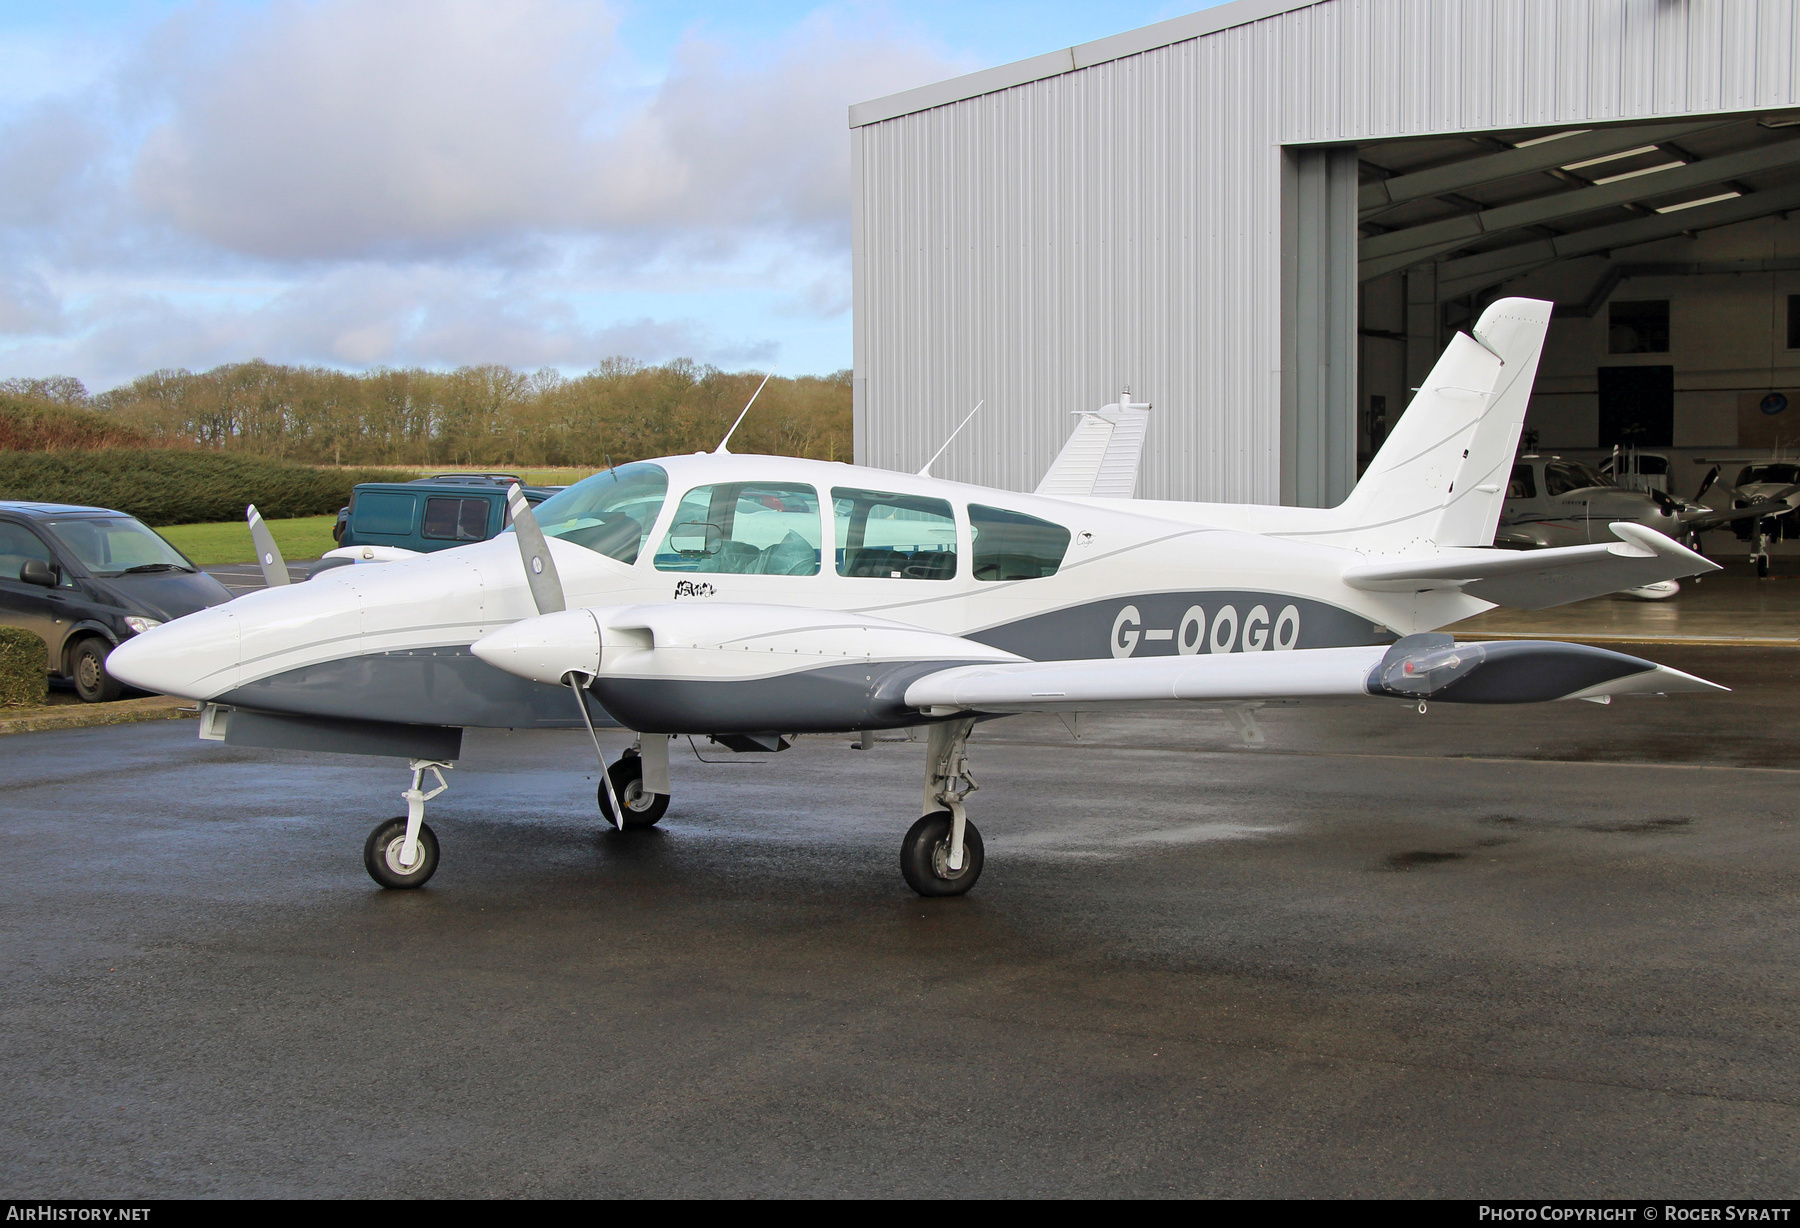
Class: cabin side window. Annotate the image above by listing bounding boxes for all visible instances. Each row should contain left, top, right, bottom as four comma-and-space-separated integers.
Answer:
1507, 463, 1536, 499
654, 483, 822, 575
832, 488, 957, 579
350, 491, 417, 536
969, 504, 1071, 581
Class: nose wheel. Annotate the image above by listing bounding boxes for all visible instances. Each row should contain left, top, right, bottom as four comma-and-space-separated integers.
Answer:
364, 816, 439, 888
363, 759, 450, 889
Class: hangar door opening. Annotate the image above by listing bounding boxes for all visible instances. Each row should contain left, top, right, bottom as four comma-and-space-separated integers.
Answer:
1285, 111, 1800, 525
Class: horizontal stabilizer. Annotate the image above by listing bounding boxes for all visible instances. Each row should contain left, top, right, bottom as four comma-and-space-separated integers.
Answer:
1341, 523, 1719, 610
904, 635, 1724, 713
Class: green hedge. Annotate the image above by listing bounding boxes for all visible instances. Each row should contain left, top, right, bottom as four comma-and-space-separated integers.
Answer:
0, 627, 47, 707
0, 394, 147, 451
0, 449, 409, 526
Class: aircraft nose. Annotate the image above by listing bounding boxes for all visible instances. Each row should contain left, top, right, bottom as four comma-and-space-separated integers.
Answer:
471, 609, 601, 686
105, 606, 241, 700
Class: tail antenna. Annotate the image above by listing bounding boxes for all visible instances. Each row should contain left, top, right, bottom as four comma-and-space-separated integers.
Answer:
917, 399, 984, 477
715, 370, 775, 455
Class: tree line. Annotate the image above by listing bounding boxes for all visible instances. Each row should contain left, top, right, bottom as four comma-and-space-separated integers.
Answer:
0, 360, 853, 467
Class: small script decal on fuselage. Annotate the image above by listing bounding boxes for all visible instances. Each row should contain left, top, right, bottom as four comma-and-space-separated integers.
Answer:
673, 580, 717, 600
1111, 602, 1299, 658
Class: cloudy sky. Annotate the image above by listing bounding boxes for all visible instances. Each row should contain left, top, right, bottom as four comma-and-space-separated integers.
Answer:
0, 0, 1214, 391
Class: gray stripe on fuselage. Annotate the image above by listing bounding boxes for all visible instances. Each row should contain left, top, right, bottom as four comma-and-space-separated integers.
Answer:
215, 646, 602, 729
212, 595, 1393, 734
969, 591, 1394, 660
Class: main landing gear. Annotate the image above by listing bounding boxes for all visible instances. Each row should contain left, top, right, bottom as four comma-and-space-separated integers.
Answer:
363, 759, 450, 889
597, 740, 671, 829
902, 718, 985, 897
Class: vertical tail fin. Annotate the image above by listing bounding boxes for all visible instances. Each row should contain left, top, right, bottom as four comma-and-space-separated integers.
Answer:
1035, 391, 1152, 498
1335, 297, 1551, 552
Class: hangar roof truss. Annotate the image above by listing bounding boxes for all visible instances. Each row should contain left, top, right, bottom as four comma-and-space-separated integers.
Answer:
1358, 114, 1800, 297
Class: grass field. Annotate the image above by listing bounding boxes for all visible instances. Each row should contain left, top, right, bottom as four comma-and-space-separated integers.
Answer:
157, 515, 340, 566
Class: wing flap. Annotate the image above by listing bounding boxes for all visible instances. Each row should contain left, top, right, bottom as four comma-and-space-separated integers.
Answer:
1341, 523, 1719, 610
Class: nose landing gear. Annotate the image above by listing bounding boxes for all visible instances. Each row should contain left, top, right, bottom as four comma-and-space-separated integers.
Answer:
363, 759, 451, 889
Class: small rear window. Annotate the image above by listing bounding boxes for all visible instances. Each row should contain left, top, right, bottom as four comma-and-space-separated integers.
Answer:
351, 491, 417, 536
1507, 463, 1536, 499
970, 505, 1071, 581
423, 496, 491, 541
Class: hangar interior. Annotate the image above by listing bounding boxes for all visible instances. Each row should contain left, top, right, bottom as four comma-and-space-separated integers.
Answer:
1337, 109, 1800, 537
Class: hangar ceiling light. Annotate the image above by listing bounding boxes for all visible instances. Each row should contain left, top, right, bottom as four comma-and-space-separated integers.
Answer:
1655, 191, 1742, 213
1356, 116, 1800, 297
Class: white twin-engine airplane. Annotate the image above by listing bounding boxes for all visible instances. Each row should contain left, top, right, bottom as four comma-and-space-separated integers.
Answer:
109, 298, 1725, 898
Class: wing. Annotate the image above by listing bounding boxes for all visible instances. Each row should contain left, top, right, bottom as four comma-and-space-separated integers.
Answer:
1341, 522, 1718, 610
906, 634, 1723, 715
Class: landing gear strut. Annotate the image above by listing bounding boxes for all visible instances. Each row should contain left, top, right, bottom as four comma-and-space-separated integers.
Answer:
902, 718, 984, 897
1753, 519, 1773, 578
364, 759, 450, 889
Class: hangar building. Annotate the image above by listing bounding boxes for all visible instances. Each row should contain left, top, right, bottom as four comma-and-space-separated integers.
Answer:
848, 0, 1800, 510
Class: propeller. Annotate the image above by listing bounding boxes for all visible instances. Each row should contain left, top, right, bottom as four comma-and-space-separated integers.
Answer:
506, 484, 565, 615
1693, 465, 1720, 504
246, 505, 291, 588
503, 483, 626, 830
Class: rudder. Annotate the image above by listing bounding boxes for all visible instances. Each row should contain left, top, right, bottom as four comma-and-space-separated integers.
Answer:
1335, 297, 1551, 552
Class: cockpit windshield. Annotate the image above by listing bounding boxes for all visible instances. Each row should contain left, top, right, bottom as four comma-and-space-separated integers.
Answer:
520, 462, 667, 564
1543, 460, 1611, 497
45, 517, 193, 576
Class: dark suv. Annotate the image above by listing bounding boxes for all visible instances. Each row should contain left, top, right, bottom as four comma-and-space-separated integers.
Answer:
332, 474, 560, 555
0, 502, 232, 701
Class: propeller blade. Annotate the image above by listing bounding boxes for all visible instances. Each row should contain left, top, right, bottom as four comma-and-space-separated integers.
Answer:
506, 483, 566, 615
1693, 465, 1720, 503
246, 505, 291, 587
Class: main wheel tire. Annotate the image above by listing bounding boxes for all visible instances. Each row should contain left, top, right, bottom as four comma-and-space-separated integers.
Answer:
70, 637, 123, 703
900, 811, 985, 897
1758, 553, 1773, 578
597, 755, 668, 829
363, 816, 439, 889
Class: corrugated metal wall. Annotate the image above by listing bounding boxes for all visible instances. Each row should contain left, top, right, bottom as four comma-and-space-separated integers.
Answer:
852, 0, 1800, 502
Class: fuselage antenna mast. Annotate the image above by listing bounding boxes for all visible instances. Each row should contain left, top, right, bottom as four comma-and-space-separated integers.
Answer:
918, 400, 984, 477
715, 370, 775, 455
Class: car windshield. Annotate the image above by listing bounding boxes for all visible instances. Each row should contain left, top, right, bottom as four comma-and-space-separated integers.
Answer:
45, 517, 193, 576
1544, 460, 1611, 497
1739, 464, 1800, 486
519, 462, 667, 564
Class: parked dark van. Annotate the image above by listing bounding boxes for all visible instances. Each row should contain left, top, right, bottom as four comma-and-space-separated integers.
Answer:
0, 501, 232, 701
333, 474, 561, 554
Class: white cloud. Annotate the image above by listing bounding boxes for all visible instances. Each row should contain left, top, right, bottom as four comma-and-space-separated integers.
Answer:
0, 1, 964, 386
129, 0, 958, 262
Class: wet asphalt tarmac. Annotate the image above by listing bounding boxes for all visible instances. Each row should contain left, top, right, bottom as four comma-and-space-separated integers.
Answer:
3, 645, 1798, 1198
